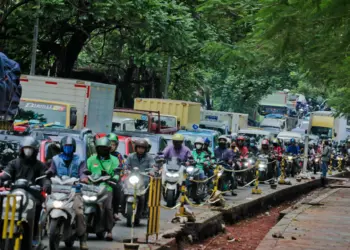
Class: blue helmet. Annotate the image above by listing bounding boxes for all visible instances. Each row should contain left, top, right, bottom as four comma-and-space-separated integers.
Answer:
204, 138, 211, 145
290, 138, 296, 143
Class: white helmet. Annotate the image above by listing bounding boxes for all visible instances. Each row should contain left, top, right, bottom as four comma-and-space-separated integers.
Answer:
194, 137, 204, 145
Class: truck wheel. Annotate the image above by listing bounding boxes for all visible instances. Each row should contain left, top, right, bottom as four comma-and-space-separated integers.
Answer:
166, 190, 176, 207
126, 203, 133, 227
49, 219, 62, 250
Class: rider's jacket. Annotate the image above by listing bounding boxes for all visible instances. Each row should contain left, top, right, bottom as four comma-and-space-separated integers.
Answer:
111, 151, 124, 168
52, 154, 83, 178
192, 150, 209, 170
238, 146, 249, 158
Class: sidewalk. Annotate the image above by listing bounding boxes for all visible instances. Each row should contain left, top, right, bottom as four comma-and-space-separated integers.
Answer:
256, 187, 350, 250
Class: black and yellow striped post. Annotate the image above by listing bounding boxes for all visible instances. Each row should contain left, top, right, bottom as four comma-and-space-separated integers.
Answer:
278, 157, 286, 184
146, 177, 162, 243
328, 154, 333, 175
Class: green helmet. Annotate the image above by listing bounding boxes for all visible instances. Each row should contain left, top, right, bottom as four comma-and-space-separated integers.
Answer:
108, 133, 119, 142
95, 137, 111, 147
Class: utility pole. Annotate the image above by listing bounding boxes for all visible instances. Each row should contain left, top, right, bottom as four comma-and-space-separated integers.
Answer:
30, 0, 40, 75
164, 56, 171, 99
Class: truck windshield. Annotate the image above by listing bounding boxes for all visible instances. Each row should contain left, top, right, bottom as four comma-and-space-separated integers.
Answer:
152, 115, 176, 128
311, 126, 332, 139
18, 101, 67, 126
259, 105, 287, 116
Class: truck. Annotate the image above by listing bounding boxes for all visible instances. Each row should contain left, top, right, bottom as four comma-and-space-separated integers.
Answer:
255, 91, 289, 122
133, 98, 201, 129
113, 109, 177, 134
200, 110, 248, 134
19, 75, 116, 133
309, 111, 347, 142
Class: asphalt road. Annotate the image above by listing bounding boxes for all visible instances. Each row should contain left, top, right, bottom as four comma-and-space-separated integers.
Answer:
42, 171, 327, 250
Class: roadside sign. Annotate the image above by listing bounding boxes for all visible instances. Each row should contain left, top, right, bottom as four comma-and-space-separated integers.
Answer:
192, 124, 199, 130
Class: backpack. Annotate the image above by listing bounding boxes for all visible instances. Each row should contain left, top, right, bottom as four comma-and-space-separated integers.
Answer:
0, 52, 21, 120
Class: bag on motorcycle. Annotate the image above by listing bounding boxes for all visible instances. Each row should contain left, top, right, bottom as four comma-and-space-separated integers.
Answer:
0, 52, 21, 128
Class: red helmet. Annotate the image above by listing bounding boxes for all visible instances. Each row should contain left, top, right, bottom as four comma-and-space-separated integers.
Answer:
261, 139, 269, 145
237, 135, 245, 141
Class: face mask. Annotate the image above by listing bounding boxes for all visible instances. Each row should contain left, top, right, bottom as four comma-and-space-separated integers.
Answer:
97, 147, 110, 157
23, 148, 34, 157
63, 145, 74, 155
219, 142, 226, 148
195, 144, 202, 150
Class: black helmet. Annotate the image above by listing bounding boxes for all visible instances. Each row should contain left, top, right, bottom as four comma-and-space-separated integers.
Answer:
134, 139, 149, 150
20, 136, 39, 150
60, 136, 76, 152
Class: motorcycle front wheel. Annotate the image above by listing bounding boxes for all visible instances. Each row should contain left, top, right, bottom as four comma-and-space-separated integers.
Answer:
49, 219, 62, 250
166, 190, 176, 208
126, 202, 134, 227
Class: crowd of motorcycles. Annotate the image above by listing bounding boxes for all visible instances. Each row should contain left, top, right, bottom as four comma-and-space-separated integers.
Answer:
0, 140, 349, 250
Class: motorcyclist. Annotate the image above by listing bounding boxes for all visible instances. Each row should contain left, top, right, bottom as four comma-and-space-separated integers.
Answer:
125, 139, 155, 217
287, 138, 300, 155
108, 133, 124, 168
48, 136, 88, 250
272, 139, 283, 177
249, 137, 259, 155
191, 138, 209, 180
163, 133, 191, 162
0, 136, 51, 247
203, 137, 214, 157
260, 139, 270, 155
87, 137, 120, 241
236, 136, 249, 158
108, 133, 124, 221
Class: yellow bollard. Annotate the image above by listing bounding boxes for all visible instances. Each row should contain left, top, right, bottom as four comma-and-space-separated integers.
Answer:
252, 161, 262, 194
338, 158, 343, 172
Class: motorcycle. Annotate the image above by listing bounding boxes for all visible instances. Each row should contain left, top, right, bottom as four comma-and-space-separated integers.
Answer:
216, 161, 237, 195
122, 167, 148, 227
162, 157, 185, 207
0, 174, 48, 250
46, 176, 80, 250
285, 154, 300, 177
256, 154, 274, 181
235, 157, 252, 186
185, 162, 208, 204
82, 170, 114, 239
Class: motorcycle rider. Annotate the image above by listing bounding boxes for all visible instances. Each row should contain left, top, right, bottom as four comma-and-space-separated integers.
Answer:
48, 136, 88, 250
87, 137, 120, 241
191, 138, 209, 180
125, 139, 155, 217
163, 133, 192, 162
108, 133, 124, 168
287, 138, 300, 155
260, 139, 270, 155
237, 136, 249, 158
272, 139, 283, 177
249, 137, 259, 155
108, 133, 123, 221
203, 138, 214, 157
0, 136, 51, 247
321, 140, 331, 187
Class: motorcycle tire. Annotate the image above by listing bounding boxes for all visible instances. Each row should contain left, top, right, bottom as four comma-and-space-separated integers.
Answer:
194, 185, 201, 204
126, 203, 133, 227
49, 219, 62, 250
166, 190, 176, 208
65, 241, 74, 247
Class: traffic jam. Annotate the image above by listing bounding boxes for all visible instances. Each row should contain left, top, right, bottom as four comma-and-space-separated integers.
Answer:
0, 52, 348, 250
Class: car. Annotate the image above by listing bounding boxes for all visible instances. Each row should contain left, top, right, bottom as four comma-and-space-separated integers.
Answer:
113, 131, 167, 156
176, 129, 220, 152
30, 127, 92, 141
162, 134, 194, 150
277, 131, 303, 143
117, 135, 134, 156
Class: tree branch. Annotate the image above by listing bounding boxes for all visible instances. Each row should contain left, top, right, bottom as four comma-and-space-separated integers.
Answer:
0, 0, 33, 25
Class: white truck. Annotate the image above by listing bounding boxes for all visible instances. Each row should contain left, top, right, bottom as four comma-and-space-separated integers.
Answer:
19, 75, 116, 133
200, 110, 248, 134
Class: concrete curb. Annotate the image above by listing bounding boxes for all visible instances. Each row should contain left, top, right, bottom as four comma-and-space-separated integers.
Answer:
155, 172, 348, 250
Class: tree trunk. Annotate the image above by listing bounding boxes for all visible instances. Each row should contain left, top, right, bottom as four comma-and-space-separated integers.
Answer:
56, 28, 91, 77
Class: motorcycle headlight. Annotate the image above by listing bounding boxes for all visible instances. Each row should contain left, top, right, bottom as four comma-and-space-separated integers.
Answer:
244, 162, 249, 167
218, 172, 223, 177
186, 166, 194, 173
315, 158, 319, 162
248, 159, 253, 163
83, 195, 97, 201
129, 175, 140, 186
53, 200, 63, 208
288, 156, 293, 160
166, 172, 179, 178
258, 164, 266, 169
337, 156, 343, 160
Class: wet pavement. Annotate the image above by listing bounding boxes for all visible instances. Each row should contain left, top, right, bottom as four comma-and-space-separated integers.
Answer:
256, 186, 350, 250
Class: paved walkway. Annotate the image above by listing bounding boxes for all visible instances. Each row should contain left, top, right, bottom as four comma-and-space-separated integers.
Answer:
256, 187, 350, 250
